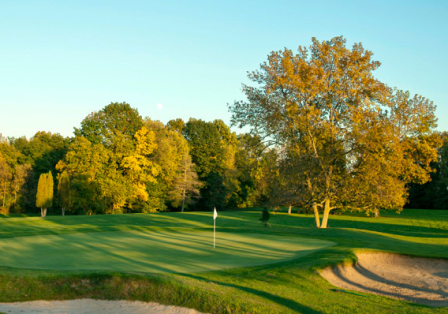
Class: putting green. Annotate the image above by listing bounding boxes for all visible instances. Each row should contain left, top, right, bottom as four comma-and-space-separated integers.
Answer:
0, 230, 335, 273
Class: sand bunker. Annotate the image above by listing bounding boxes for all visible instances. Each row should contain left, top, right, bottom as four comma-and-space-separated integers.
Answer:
321, 252, 448, 307
0, 299, 206, 314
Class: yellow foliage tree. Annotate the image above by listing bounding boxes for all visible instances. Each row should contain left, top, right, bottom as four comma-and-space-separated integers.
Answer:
230, 37, 441, 228
121, 127, 160, 202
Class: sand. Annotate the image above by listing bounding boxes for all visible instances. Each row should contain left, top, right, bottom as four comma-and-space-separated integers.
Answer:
0, 299, 207, 314
320, 252, 448, 307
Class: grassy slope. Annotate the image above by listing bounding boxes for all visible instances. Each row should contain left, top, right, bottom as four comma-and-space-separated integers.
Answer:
0, 209, 447, 314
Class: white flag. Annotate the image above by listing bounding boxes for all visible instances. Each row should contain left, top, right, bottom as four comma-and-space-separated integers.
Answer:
213, 207, 218, 220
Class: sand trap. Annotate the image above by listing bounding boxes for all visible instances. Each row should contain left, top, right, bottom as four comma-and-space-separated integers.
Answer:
321, 252, 448, 307
0, 299, 206, 314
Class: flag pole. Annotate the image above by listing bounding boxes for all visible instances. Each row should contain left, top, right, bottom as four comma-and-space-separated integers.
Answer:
213, 207, 217, 248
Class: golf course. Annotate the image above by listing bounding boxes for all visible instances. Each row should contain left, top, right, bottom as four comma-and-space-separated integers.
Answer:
0, 208, 447, 313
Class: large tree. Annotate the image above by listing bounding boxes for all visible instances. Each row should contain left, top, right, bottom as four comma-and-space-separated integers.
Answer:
230, 37, 441, 227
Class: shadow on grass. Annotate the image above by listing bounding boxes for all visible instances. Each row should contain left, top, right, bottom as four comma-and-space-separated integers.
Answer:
180, 273, 323, 314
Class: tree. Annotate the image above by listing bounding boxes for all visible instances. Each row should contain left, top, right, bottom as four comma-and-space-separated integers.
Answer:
0, 153, 12, 209
145, 119, 190, 211
12, 164, 32, 209
260, 207, 270, 227
58, 170, 70, 216
434, 132, 448, 209
36, 171, 53, 217
182, 119, 240, 210
166, 118, 185, 133
169, 153, 202, 212
74, 102, 143, 147
230, 37, 441, 228
121, 127, 160, 202
406, 131, 448, 209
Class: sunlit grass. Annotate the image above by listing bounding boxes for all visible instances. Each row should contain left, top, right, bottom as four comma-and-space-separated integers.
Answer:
0, 208, 447, 313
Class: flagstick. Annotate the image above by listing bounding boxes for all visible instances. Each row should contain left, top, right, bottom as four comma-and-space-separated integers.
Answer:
214, 218, 216, 248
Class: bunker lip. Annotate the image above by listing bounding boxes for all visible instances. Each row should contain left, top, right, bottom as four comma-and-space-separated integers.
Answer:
0, 299, 207, 314
320, 252, 448, 307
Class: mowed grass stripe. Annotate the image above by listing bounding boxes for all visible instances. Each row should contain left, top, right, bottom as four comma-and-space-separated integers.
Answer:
0, 230, 334, 273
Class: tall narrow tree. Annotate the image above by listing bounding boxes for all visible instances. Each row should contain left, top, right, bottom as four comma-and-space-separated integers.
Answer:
58, 170, 70, 216
36, 171, 53, 217
0, 153, 11, 209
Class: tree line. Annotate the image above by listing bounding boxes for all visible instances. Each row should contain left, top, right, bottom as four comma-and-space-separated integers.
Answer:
0, 102, 277, 215
0, 37, 447, 226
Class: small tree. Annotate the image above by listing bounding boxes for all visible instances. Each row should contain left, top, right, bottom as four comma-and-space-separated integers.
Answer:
260, 207, 270, 227
58, 170, 70, 216
36, 171, 53, 217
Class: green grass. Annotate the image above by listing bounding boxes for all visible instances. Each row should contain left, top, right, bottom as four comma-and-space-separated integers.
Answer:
0, 208, 447, 313
0, 230, 333, 273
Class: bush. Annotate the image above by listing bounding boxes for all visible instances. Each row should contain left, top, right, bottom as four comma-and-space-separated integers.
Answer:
260, 207, 270, 227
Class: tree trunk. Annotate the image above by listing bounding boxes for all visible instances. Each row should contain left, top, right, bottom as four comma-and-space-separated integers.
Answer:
41, 208, 47, 218
62, 207, 65, 216
2, 182, 5, 208
312, 204, 321, 228
320, 199, 332, 228
288, 205, 292, 215
181, 162, 187, 213
374, 208, 380, 218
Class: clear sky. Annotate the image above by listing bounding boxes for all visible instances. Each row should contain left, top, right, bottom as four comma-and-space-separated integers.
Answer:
1, 0, 447, 139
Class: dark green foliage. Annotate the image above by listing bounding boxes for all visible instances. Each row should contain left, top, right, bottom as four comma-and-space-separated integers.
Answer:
74, 102, 143, 146
18, 132, 68, 174
183, 118, 225, 177
260, 207, 270, 226
199, 172, 226, 210
58, 170, 70, 214
183, 119, 230, 210
407, 132, 448, 209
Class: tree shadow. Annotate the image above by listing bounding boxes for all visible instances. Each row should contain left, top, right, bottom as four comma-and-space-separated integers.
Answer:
180, 273, 323, 314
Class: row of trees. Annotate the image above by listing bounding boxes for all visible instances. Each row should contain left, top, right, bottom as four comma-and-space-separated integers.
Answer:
0, 37, 446, 228
0, 103, 277, 215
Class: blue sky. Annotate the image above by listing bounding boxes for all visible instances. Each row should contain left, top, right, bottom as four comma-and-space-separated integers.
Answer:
1, 0, 447, 138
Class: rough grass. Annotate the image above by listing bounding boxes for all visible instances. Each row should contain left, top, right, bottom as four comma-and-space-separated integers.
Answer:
0, 208, 448, 313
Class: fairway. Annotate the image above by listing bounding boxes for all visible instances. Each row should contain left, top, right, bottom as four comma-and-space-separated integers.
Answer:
0, 230, 334, 273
